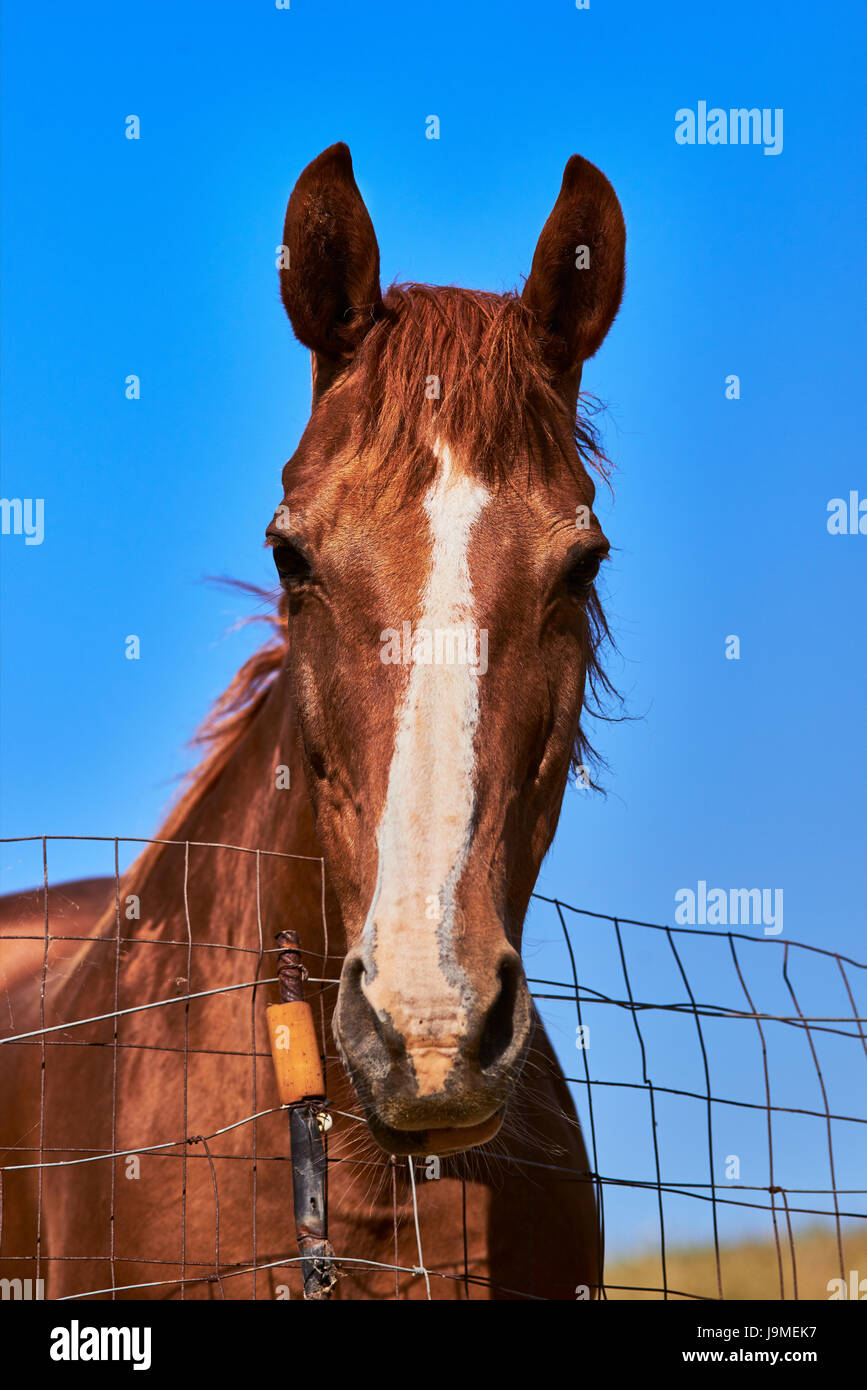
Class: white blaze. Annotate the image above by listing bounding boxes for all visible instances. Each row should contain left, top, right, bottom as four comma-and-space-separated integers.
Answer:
362, 442, 490, 1090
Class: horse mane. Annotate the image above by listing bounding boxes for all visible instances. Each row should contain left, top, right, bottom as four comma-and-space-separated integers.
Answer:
167, 591, 290, 829
121, 591, 290, 897
348, 283, 611, 493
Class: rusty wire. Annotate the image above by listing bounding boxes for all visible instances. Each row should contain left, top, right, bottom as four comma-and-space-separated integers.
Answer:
0, 835, 865, 1302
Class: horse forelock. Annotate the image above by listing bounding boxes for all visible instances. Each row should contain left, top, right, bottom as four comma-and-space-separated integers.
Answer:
331, 283, 611, 496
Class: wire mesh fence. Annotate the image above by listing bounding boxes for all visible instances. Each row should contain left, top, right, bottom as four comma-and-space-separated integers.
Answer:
0, 834, 864, 1301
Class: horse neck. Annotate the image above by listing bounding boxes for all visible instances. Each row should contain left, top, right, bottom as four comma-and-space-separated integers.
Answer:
127, 666, 341, 981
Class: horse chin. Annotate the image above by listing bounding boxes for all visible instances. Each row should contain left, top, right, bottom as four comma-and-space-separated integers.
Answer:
365, 1107, 504, 1157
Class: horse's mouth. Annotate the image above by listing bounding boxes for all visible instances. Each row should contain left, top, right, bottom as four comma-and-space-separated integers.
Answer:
365, 1106, 504, 1157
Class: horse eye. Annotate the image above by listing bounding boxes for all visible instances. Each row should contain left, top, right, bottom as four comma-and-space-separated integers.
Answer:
564, 550, 605, 599
272, 543, 312, 588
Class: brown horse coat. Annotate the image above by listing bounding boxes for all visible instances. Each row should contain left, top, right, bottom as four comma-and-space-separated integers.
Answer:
0, 143, 625, 1300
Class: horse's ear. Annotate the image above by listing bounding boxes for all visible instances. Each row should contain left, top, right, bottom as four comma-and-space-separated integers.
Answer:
280, 143, 383, 390
522, 154, 625, 391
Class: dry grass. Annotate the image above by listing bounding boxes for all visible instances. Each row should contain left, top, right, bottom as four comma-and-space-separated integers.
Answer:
602, 1224, 867, 1300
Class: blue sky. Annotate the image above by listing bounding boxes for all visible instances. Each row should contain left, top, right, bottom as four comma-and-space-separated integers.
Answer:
2, 1, 865, 1263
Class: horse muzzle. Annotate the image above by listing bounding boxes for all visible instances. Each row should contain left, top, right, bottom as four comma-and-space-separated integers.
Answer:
333, 947, 532, 1155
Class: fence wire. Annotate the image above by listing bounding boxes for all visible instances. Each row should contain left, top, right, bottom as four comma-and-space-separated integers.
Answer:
0, 835, 864, 1302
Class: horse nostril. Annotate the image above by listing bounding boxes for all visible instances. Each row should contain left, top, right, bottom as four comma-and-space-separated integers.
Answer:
340, 954, 406, 1066
477, 956, 522, 1073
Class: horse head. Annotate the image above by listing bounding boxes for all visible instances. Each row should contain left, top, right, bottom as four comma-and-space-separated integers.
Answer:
269, 143, 624, 1156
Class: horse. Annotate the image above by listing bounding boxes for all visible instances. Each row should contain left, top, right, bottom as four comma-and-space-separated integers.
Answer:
0, 143, 625, 1300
